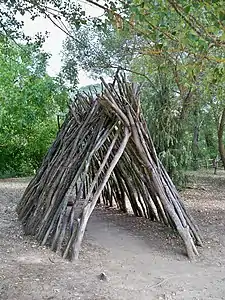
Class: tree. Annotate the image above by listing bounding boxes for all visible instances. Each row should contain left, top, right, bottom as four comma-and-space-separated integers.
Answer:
61, 23, 203, 184
0, 0, 87, 42
61, 24, 136, 79
0, 37, 69, 176
2, 0, 225, 175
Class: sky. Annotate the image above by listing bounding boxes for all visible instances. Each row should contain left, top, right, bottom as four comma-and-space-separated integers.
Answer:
21, 1, 103, 87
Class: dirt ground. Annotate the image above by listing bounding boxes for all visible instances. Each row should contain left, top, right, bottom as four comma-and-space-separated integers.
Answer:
0, 170, 225, 300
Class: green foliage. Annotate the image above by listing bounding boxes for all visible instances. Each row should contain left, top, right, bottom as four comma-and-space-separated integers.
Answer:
1, 0, 225, 184
59, 11, 225, 186
61, 24, 135, 80
0, 38, 69, 177
0, 0, 90, 43
140, 72, 190, 186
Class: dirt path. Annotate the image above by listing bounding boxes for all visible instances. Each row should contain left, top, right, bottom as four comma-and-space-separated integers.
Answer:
0, 171, 225, 300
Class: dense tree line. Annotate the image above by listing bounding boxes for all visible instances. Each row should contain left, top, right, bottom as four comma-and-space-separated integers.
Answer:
60, 1, 225, 185
0, 37, 69, 176
0, 0, 225, 184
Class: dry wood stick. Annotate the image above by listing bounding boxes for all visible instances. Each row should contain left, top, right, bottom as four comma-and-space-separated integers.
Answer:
70, 127, 131, 259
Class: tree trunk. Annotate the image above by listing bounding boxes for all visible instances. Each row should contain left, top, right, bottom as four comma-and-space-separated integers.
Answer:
218, 107, 225, 170
192, 110, 200, 170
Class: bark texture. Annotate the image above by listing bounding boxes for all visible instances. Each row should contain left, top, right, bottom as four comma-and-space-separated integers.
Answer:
218, 107, 225, 170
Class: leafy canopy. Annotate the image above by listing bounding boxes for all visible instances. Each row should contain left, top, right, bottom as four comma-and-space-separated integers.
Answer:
0, 37, 69, 176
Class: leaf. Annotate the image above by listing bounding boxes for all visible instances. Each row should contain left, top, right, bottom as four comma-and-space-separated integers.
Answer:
219, 11, 225, 21
184, 5, 191, 14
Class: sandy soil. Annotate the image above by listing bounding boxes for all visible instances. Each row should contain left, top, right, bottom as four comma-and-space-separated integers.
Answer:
0, 170, 225, 300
